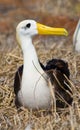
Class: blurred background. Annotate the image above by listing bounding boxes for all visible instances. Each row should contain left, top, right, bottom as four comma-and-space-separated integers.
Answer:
0, 0, 80, 51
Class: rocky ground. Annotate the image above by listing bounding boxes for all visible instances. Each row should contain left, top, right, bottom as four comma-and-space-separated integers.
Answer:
0, 0, 80, 130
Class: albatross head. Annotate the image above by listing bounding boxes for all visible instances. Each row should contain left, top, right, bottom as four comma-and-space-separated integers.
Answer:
16, 19, 68, 47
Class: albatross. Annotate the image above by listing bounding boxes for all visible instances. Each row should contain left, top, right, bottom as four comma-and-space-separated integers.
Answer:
14, 19, 73, 109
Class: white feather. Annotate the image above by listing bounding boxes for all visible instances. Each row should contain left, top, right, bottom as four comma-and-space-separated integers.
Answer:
73, 19, 80, 52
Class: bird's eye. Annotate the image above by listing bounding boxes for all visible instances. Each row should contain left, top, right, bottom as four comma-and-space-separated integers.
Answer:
26, 23, 31, 28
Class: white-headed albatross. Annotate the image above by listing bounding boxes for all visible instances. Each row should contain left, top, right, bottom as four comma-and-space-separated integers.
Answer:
14, 20, 73, 109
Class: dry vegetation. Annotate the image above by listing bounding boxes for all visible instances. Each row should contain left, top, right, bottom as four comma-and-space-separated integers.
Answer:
0, 34, 80, 130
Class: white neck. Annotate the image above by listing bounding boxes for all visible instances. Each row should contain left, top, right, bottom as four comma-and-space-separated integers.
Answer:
20, 36, 44, 76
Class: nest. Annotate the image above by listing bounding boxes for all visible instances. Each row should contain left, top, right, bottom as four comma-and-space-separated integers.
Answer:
0, 36, 80, 130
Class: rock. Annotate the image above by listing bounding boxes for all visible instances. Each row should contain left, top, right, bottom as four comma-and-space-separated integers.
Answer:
25, 124, 32, 130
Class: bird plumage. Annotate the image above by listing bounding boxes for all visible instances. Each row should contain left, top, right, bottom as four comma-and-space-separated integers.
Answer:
14, 19, 73, 109
14, 59, 73, 108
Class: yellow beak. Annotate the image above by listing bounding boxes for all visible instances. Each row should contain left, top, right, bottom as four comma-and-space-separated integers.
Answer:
37, 23, 68, 36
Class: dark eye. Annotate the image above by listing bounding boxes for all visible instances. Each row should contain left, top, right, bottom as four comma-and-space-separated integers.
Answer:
26, 23, 31, 28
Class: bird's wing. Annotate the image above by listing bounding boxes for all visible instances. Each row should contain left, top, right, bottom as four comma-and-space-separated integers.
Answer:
45, 59, 70, 78
40, 59, 73, 108
14, 65, 23, 95
14, 65, 23, 107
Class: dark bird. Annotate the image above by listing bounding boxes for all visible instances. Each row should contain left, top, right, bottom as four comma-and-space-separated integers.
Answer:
14, 20, 73, 109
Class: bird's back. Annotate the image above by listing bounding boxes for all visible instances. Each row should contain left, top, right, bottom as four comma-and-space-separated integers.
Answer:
40, 59, 73, 108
